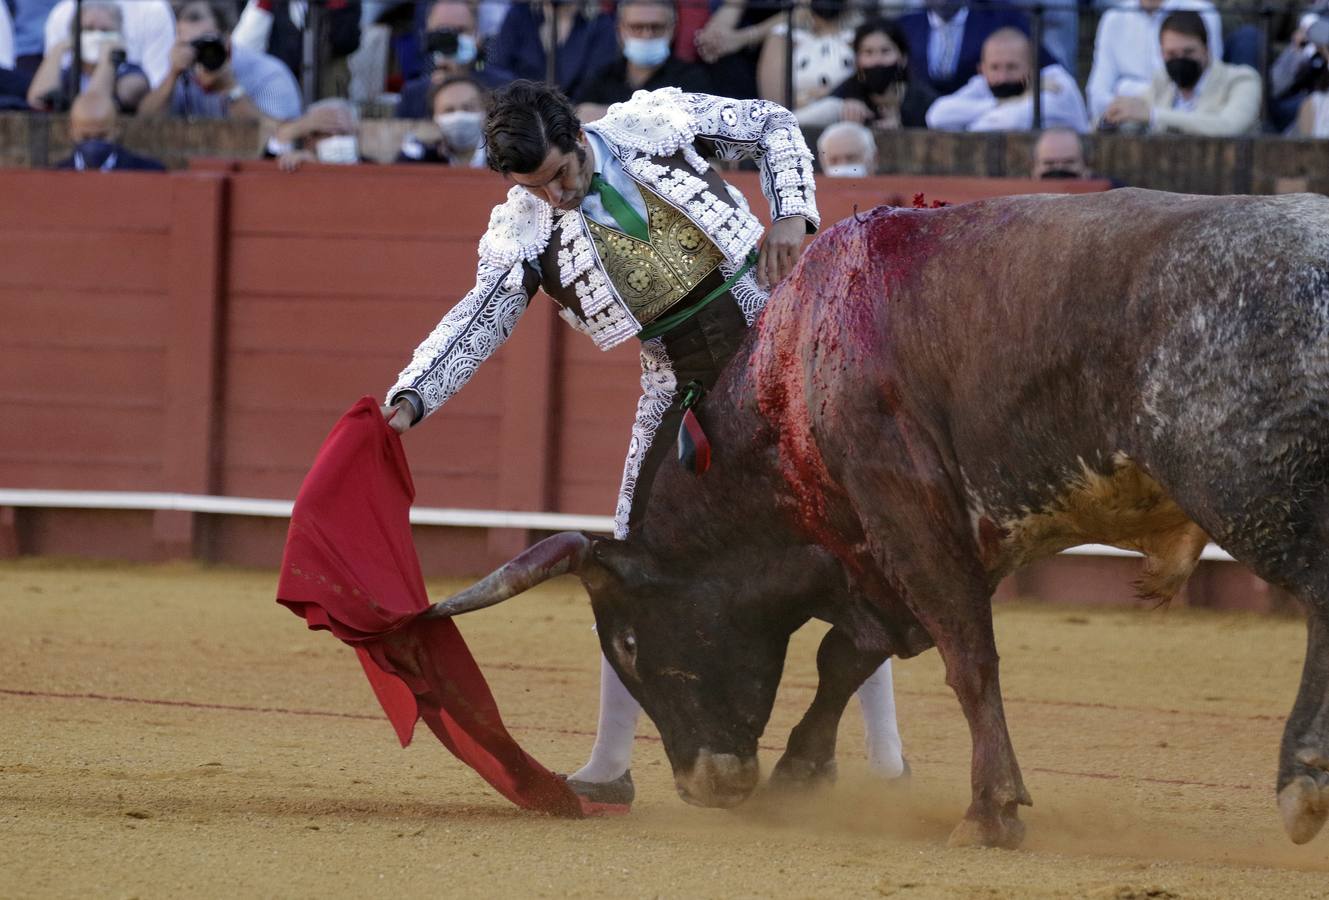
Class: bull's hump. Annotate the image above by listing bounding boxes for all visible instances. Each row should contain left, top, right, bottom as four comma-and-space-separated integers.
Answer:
972, 453, 1208, 602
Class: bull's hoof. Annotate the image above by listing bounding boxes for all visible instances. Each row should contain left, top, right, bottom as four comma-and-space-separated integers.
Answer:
769, 755, 838, 791
1278, 774, 1328, 844
947, 807, 1026, 850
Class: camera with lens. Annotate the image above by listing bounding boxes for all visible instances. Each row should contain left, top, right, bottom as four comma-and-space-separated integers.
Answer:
424, 29, 461, 58
191, 34, 229, 71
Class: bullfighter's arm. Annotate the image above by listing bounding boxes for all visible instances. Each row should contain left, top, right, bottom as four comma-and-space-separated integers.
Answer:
681, 92, 820, 233
385, 258, 541, 425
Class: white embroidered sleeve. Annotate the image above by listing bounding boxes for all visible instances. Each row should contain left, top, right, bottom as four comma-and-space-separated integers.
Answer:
386, 259, 534, 420
681, 92, 820, 230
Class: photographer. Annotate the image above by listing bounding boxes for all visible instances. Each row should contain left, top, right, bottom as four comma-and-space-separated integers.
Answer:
26, 0, 149, 112
137, 0, 299, 122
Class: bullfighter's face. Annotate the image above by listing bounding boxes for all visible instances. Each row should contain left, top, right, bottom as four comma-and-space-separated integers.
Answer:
582, 540, 814, 808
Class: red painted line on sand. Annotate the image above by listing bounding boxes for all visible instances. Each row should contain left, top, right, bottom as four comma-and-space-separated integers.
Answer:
2, 688, 1261, 792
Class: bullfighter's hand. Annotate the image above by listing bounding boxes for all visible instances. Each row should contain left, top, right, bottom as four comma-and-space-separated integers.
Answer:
757, 216, 809, 289
380, 399, 414, 435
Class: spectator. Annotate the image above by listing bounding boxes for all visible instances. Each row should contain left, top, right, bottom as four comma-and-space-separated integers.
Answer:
397, 74, 488, 165
0, 0, 26, 107
266, 96, 361, 169
817, 120, 876, 177
1295, 18, 1329, 137
43, 0, 174, 87
1085, 0, 1223, 121
756, 0, 856, 109
27, 0, 150, 112
53, 88, 165, 170
694, 0, 786, 100
231, 0, 361, 97
1272, 4, 1329, 132
396, 0, 488, 119
136, 0, 300, 121
576, 0, 710, 120
796, 17, 936, 130
926, 28, 1087, 132
1102, 11, 1260, 136
1, 0, 13, 71
485, 0, 617, 102
1031, 127, 1087, 179
12, 0, 60, 76
899, 0, 1046, 98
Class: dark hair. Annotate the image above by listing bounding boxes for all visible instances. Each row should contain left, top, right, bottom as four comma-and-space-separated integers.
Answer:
484, 80, 581, 175
853, 17, 910, 60
1159, 10, 1208, 47
176, 0, 237, 34
427, 74, 487, 113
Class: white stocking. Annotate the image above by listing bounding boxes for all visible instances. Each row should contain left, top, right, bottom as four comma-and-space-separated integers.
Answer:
856, 659, 905, 777
570, 653, 641, 783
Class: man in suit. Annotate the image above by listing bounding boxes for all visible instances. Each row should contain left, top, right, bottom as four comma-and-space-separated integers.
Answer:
1101, 10, 1260, 136
53, 89, 166, 171
899, 0, 1051, 97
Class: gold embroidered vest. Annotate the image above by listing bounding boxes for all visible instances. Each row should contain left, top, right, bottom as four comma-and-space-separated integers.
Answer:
583, 185, 725, 326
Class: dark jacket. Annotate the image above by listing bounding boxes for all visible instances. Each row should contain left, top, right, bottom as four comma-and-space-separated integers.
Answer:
266, 0, 361, 80
485, 6, 617, 101
829, 74, 938, 129
54, 144, 167, 171
898, 1, 1052, 97
576, 55, 713, 106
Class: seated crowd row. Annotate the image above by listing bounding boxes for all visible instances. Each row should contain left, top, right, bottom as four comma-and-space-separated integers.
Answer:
1, 0, 1327, 172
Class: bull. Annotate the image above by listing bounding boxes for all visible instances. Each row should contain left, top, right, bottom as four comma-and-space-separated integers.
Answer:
426, 188, 1329, 849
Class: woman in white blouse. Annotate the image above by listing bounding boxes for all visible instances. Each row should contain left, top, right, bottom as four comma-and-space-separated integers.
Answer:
756, 0, 857, 109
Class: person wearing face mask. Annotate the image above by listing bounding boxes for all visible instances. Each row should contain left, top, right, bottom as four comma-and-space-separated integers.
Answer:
40, 0, 174, 87
265, 97, 363, 171
1030, 127, 1089, 179
1295, 18, 1329, 137
574, 0, 710, 123
52, 88, 165, 171
797, 18, 936, 130
397, 75, 488, 166
816, 120, 876, 177
1101, 11, 1260, 136
395, 0, 488, 120
756, 0, 857, 109
26, 0, 150, 112
136, 0, 301, 123
926, 28, 1087, 132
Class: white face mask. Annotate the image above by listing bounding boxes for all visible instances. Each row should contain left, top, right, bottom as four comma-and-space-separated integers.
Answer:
623, 36, 671, 68
80, 30, 122, 64
434, 110, 484, 153
825, 162, 869, 178
315, 134, 359, 165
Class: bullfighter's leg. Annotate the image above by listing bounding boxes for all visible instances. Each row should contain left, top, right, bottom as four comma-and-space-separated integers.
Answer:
570, 340, 677, 788
771, 625, 890, 788
857, 660, 906, 777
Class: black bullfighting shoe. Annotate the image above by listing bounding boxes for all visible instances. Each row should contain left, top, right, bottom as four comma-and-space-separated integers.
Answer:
563, 770, 634, 816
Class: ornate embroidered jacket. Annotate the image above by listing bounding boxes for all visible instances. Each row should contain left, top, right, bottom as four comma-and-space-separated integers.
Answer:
387, 88, 819, 420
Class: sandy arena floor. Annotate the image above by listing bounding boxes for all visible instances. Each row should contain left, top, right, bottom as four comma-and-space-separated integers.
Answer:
2, 558, 1328, 899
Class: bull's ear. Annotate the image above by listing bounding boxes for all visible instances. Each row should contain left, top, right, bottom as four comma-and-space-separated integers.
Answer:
578, 535, 645, 592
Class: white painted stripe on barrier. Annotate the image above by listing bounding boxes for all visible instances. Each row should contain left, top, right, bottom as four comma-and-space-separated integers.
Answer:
0, 489, 1238, 561
0, 488, 616, 534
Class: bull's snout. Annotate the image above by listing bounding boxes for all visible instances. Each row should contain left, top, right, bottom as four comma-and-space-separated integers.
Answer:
674, 750, 760, 808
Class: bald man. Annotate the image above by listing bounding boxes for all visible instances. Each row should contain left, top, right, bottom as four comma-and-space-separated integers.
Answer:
54, 89, 165, 170
1031, 127, 1088, 179
926, 28, 1087, 132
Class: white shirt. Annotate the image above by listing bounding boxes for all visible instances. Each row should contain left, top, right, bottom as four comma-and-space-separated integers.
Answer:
0, 0, 15, 69
1085, 0, 1224, 119
581, 128, 648, 229
927, 7, 968, 81
925, 64, 1090, 133
43, 0, 175, 87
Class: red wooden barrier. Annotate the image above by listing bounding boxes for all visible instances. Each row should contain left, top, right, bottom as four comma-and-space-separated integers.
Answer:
11, 162, 1271, 616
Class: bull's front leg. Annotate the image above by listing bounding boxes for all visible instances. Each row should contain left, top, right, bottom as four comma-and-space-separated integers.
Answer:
927, 603, 1032, 849
771, 625, 887, 789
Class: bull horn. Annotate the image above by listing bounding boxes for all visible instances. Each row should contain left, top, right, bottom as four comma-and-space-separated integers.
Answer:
422, 531, 593, 619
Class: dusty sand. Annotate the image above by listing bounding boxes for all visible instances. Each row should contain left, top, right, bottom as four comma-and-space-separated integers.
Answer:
2, 558, 1327, 899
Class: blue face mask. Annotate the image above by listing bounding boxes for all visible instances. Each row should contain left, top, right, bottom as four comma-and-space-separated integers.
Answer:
74, 138, 118, 170
623, 37, 670, 68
